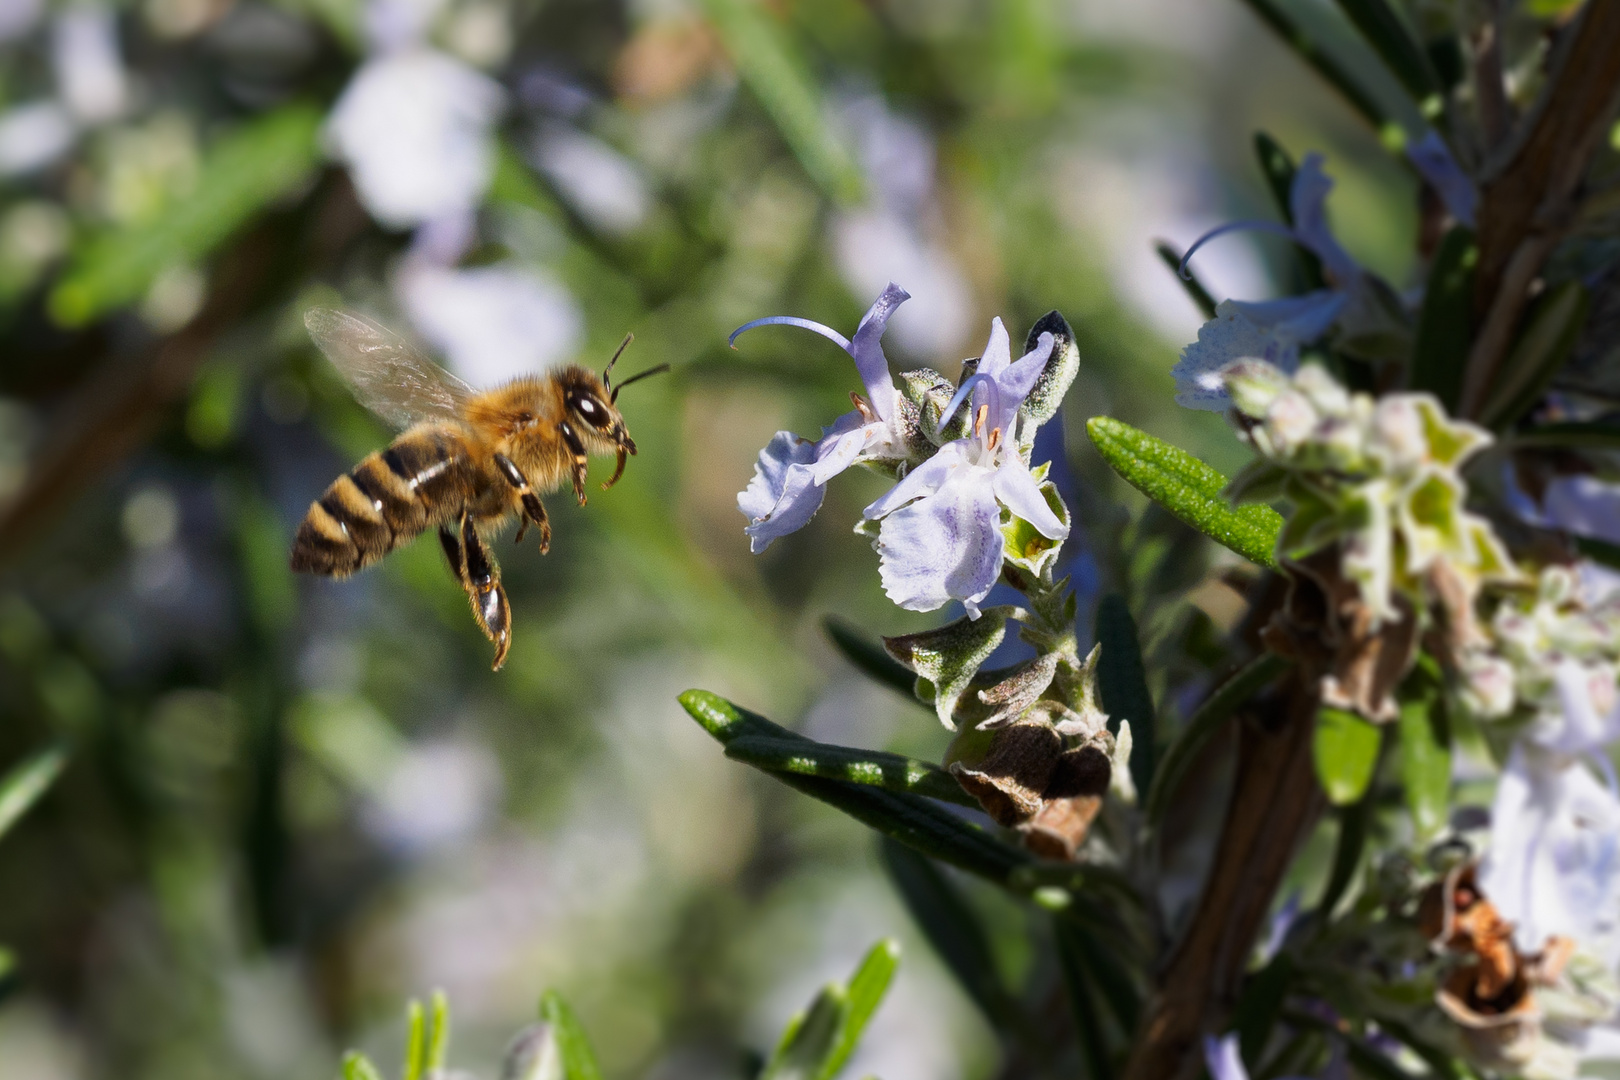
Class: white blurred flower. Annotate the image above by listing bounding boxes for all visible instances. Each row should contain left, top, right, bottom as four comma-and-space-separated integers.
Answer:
531, 124, 651, 235
364, 0, 450, 53
362, 737, 502, 853
833, 210, 971, 358
830, 94, 970, 358
0, 0, 43, 42
327, 48, 504, 229
396, 259, 584, 386
0, 103, 76, 176
51, 6, 129, 124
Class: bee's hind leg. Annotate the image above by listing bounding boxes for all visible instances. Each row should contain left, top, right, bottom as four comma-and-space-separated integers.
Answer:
443, 513, 512, 670
494, 452, 550, 554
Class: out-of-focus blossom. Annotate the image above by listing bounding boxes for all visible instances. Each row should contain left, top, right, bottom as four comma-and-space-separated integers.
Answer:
831, 94, 970, 357
0, 103, 76, 177
0, 0, 42, 42
364, 0, 450, 54
397, 260, 584, 386
363, 738, 502, 853
1406, 131, 1478, 228
833, 211, 971, 359
1508, 472, 1620, 548
531, 124, 650, 236
734, 284, 913, 553
1174, 154, 1363, 412
862, 318, 1066, 615
327, 49, 504, 229
51, 6, 129, 124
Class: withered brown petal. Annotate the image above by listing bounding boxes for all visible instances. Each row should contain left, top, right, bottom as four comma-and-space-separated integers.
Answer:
1042, 744, 1111, 799
948, 722, 1062, 826
1018, 796, 1101, 861
975, 652, 1060, 728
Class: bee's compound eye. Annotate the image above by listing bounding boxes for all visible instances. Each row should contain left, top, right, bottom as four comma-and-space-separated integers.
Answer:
569, 389, 613, 429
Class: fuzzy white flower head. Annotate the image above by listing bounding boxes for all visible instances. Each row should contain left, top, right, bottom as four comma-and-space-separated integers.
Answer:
327, 49, 504, 230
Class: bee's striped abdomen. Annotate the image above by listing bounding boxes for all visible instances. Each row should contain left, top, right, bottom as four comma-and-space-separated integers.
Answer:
290, 427, 473, 577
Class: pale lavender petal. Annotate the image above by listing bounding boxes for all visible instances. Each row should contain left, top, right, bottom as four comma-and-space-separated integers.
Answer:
990, 331, 1055, 432
863, 439, 971, 519
1178, 220, 1296, 279
1541, 475, 1620, 547
1173, 300, 1301, 412
1479, 747, 1535, 942
738, 431, 824, 553
1228, 290, 1346, 344
1203, 1035, 1249, 1080
875, 468, 1004, 614
937, 372, 996, 437
994, 457, 1068, 539
728, 314, 851, 351
1289, 153, 1359, 285
848, 282, 910, 420
809, 414, 879, 485
1406, 131, 1477, 228
977, 316, 1013, 378
1551, 661, 1620, 754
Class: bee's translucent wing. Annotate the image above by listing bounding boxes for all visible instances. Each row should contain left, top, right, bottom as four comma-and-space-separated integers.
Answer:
304, 307, 474, 430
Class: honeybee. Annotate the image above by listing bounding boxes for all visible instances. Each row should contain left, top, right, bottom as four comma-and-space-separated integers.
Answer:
290, 308, 666, 670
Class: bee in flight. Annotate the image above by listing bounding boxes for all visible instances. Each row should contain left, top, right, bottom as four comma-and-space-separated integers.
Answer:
290, 308, 667, 670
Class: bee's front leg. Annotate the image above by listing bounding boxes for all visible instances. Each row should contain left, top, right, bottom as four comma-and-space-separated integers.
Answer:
557, 422, 590, 506
449, 512, 512, 671
493, 452, 551, 554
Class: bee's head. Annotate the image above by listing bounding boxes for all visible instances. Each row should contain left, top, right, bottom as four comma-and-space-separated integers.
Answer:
557, 338, 668, 490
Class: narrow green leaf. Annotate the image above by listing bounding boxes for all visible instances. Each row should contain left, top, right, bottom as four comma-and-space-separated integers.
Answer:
1153, 241, 1216, 319
1146, 654, 1292, 824
1053, 919, 1115, 1080
48, 103, 323, 327
1253, 132, 1326, 291
403, 1000, 427, 1080
1480, 280, 1591, 429
696, 0, 863, 205
1094, 595, 1156, 796
1409, 226, 1477, 411
1283, 1009, 1419, 1080
824, 617, 919, 700
822, 940, 900, 1080
679, 691, 1032, 884
1086, 417, 1284, 569
1577, 535, 1620, 572
1055, 914, 1142, 1042
1233, 953, 1294, 1064
1318, 795, 1371, 918
539, 992, 604, 1080
1313, 708, 1382, 805
1254, 131, 1298, 222
725, 735, 977, 807
1509, 421, 1620, 451
765, 985, 847, 1080
1397, 691, 1450, 840
1331, 0, 1441, 109
426, 990, 450, 1073
342, 1051, 386, 1080
0, 744, 67, 841
880, 840, 1015, 1031
1232, 0, 1390, 131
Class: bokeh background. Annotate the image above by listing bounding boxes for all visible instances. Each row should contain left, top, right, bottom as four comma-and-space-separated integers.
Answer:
0, 0, 1424, 1076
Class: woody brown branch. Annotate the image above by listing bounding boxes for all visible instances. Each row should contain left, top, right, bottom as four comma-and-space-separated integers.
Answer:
1459, 0, 1620, 418
1120, 670, 1325, 1080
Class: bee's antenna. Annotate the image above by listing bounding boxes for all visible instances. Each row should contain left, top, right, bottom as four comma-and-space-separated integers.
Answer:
609, 363, 671, 404
602, 333, 635, 391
